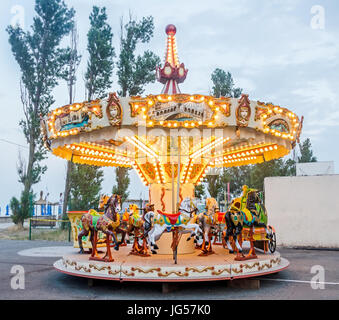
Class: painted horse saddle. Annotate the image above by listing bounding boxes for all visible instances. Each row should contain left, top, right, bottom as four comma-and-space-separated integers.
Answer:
157, 210, 181, 225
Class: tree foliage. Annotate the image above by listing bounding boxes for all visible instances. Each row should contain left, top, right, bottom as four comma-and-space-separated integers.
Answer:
112, 167, 130, 203
211, 68, 242, 98
298, 138, 317, 163
249, 159, 287, 191
220, 166, 252, 198
7, 0, 74, 224
117, 14, 160, 96
85, 6, 115, 100
69, 164, 104, 210
10, 190, 34, 228
194, 183, 206, 200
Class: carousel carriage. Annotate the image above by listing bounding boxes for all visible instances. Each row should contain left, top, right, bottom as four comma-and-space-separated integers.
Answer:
223, 185, 276, 260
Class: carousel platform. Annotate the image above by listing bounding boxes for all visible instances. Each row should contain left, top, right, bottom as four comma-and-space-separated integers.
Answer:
54, 243, 289, 282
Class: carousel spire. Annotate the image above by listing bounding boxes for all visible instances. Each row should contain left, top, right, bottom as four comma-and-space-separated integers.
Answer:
156, 24, 188, 94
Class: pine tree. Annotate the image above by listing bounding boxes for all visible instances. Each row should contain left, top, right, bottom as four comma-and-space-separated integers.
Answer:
112, 167, 130, 203
7, 0, 74, 225
194, 184, 206, 200
298, 138, 317, 163
9, 190, 34, 228
85, 6, 115, 100
69, 164, 104, 210
250, 159, 286, 191
211, 68, 242, 98
117, 14, 160, 96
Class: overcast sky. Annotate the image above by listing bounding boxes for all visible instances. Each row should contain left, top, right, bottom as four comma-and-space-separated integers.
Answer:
0, 0, 338, 211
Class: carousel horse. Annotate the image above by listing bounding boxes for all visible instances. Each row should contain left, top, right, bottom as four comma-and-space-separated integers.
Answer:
224, 185, 271, 260
98, 194, 129, 245
147, 197, 201, 255
194, 197, 219, 255
126, 203, 149, 256
77, 194, 121, 262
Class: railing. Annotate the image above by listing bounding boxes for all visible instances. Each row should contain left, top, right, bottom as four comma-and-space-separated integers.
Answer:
28, 217, 71, 241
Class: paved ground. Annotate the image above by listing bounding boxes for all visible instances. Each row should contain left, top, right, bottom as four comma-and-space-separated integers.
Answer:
0, 239, 338, 300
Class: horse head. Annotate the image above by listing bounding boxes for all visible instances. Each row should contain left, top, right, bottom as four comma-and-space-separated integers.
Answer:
105, 194, 122, 219
98, 194, 110, 210
227, 199, 244, 226
112, 194, 122, 213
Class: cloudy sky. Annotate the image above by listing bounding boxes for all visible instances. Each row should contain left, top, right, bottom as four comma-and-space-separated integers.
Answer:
0, 0, 338, 211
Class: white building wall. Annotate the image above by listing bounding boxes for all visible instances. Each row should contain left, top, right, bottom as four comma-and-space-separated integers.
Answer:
296, 161, 334, 176
264, 175, 339, 248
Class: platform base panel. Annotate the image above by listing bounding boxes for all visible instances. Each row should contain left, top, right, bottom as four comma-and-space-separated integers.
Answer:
54, 244, 289, 282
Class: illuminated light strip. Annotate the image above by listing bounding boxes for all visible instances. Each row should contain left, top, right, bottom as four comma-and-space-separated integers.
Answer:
214, 156, 258, 166
158, 164, 166, 185
133, 137, 159, 159
190, 137, 229, 160
213, 144, 278, 163
190, 137, 216, 158
65, 144, 131, 163
79, 155, 131, 164
79, 156, 131, 167
126, 137, 165, 184
132, 161, 149, 186
180, 163, 187, 184
182, 159, 193, 184
126, 137, 155, 160
126, 137, 159, 160
79, 142, 130, 158
155, 162, 164, 184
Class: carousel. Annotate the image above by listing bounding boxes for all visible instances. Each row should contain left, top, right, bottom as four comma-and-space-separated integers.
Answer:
44, 24, 302, 282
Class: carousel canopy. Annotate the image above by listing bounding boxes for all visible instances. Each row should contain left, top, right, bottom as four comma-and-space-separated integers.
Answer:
41, 25, 303, 187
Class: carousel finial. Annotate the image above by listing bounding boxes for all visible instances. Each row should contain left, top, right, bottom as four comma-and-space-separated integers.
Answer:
156, 24, 188, 94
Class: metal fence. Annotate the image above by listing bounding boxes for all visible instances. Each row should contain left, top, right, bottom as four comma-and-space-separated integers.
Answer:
28, 217, 71, 242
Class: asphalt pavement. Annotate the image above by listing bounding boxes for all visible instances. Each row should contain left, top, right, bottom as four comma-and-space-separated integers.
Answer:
0, 239, 338, 300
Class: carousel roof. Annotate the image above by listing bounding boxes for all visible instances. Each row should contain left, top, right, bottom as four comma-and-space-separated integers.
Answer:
41, 25, 303, 186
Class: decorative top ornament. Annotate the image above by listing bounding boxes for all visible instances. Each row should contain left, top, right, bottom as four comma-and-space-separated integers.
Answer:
156, 24, 188, 94
165, 24, 176, 35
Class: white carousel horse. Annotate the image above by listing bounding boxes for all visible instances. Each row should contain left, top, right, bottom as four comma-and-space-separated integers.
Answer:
146, 197, 202, 254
